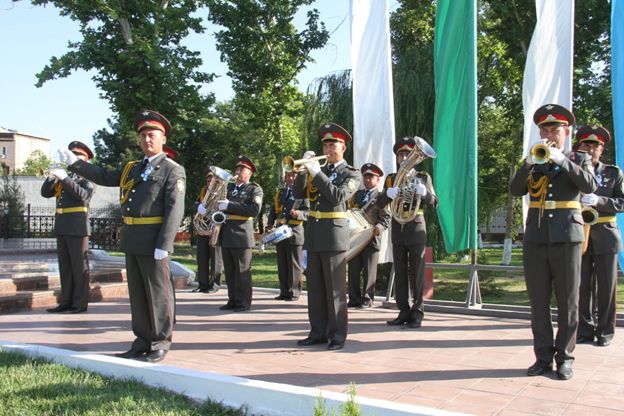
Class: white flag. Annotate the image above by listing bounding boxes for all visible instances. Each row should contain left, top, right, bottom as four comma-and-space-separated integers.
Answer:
351, 0, 396, 262
522, 0, 575, 217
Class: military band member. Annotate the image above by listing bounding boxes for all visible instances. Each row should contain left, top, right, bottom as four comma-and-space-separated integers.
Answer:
293, 123, 360, 351
217, 155, 263, 312
42, 141, 96, 314
575, 125, 623, 348
266, 170, 309, 301
376, 137, 438, 328
510, 104, 597, 380
60, 110, 186, 363
347, 163, 390, 308
194, 167, 223, 293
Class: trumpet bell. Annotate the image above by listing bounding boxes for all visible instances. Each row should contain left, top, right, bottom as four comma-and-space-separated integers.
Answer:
530, 143, 551, 164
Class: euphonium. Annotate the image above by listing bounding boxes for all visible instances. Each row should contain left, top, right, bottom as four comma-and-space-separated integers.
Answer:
529, 141, 556, 164
581, 205, 599, 254
36, 161, 67, 179
390, 137, 437, 225
193, 166, 238, 246
282, 154, 328, 173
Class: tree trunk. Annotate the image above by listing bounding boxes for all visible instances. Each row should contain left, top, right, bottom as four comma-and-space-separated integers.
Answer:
502, 159, 517, 265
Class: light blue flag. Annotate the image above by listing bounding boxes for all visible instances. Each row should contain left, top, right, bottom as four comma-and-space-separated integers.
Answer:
613, 0, 624, 270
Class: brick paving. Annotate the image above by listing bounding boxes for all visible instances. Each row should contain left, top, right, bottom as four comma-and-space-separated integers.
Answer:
0, 287, 623, 415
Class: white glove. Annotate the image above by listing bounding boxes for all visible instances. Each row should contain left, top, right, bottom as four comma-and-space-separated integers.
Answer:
581, 193, 599, 207
50, 169, 68, 180
58, 149, 77, 165
525, 154, 536, 166
386, 187, 399, 200
154, 248, 169, 260
197, 204, 207, 215
303, 150, 316, 159
415, 183, 427, 197
549, 147, 565, 165
304, 160, 321, 177
218, 199, 229, 211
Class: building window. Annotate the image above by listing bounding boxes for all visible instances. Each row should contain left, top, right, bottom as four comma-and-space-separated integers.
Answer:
0, 147, 7, 158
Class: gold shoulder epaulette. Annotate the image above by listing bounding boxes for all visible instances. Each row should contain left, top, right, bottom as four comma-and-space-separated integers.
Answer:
347, 165, 359, 171
164, 158, 180, 167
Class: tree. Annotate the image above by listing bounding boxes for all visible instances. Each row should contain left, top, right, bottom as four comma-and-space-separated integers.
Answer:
206, 0, 330, 195
15, 149, 54, 176
0, 173, 26, 215
26, 0, 215, 166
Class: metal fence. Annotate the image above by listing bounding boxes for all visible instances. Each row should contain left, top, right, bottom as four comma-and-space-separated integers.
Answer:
0, 205, 193, 250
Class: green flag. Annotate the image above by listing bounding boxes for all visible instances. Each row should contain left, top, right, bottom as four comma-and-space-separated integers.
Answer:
433, 0, 478, 253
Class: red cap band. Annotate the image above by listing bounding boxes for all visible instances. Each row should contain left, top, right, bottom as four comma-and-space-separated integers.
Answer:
321, 132, 347, 143
71, 148, 89, 160
538, 114, 569, 126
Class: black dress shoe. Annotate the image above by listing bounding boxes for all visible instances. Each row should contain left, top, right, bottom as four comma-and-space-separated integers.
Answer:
46, 305, 69, 313
347, 301, 360, 308
191, 287, 205, 293
386, 316, 410, 326
207, 286, 219, 293
596, 337, 611, 347
361, 300, 372, 308
297, 337, 328, 346
408, 319, 422, 329
145, 349, 167, 363
527, 360, 552, 376
285, 296, 299, 302
115, 348, 149, 359
64, 307, 87, 314
576, 334, 594, 343
275, 295, 287, 300
235, 305, 250, 312
219, 304, 236, 310
556, 362, 573, 380
328, 341, 345, 351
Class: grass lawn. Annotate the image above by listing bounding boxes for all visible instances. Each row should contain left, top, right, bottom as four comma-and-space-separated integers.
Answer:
0, 350, 246, 416
110, 245, 624, 312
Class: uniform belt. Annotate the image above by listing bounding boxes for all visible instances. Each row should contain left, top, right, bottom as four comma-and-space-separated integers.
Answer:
529, 201, 581, 210
228, 215, 253, 221
597, 215, 617, 224
123, 216, 164, 225
56, 207, 88, 214
279, 218, 303, 225
309, 210, 347, 219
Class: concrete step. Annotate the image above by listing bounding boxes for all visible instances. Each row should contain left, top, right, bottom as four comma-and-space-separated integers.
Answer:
0, 270, 126, 295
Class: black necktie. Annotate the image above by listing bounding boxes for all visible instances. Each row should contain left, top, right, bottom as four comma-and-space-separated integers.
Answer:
285, 188, 292, 200
327, 164, 335, 171
363, 190, 371, 203
141, 158, 149, 171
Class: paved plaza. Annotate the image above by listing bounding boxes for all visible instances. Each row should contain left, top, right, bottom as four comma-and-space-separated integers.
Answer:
0, 285, 623, 415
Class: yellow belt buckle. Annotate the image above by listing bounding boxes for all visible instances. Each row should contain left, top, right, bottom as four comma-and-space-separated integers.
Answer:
544, 200, 556, 210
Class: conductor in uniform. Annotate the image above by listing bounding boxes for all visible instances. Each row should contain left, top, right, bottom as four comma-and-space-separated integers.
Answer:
217, 155, 263, 312
60, 110, 186, 363
575, 125, 623, 348
510, 104, 597, 380
193, 167, 223, 293
376, 137, 438, 328
42, 141, 96, 314
266, 170, 309, 301
292, 123, 360, 350
347, 163, 390, 308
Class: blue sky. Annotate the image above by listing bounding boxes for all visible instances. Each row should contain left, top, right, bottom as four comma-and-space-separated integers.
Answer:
0, 0, 355, 157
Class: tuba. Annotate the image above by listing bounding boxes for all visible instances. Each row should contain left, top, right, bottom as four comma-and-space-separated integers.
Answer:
390, 137, 437, 225
193, 166, 238, 246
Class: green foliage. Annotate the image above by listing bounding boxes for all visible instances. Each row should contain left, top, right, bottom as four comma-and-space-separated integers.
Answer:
313, 383, 364, 416
0, 173, 26, 215
30, 0, 215, 165
14, 149, 53, 176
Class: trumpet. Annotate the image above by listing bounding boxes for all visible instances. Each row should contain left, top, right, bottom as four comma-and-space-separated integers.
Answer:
282, 154, 328, 173
581, 203, 599, 254
529, 141, 556, 164
36, 162, 67, 179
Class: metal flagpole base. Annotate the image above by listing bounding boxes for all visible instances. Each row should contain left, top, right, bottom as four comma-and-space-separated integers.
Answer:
465, 250, 482, 309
